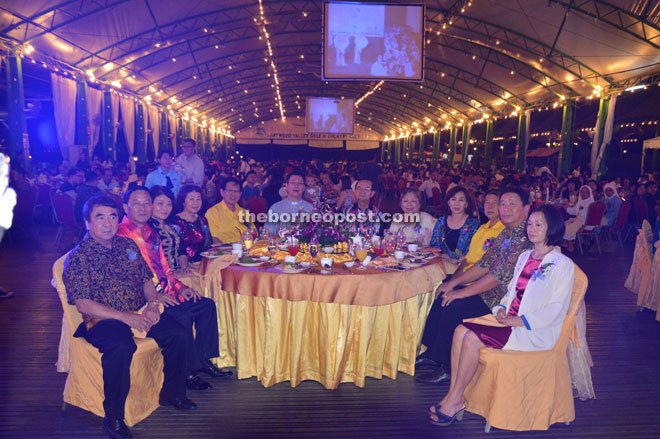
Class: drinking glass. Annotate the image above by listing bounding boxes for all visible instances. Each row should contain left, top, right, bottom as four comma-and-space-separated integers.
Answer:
373, 241, 385, 258
287, 244, 299, 256
383, 235, 396, 254
396, 231, 406, 250
242, 231, 254, 251
355, 248, 368, 263
264, 238, 276, 262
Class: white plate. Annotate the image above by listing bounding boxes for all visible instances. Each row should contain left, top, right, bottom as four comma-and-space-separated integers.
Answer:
235, 260, 266, 267
273, 263, 305, 274
401, 260, 427, 268
200, 251, 224, 259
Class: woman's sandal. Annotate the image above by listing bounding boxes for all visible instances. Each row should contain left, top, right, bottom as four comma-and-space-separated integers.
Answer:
427, 403, 442, 416
428, 405, 466, 427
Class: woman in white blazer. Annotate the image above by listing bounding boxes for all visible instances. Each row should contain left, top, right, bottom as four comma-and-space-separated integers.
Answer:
428, 204, 575, 427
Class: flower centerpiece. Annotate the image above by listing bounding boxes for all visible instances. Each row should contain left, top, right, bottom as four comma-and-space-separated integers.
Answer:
297, 198, 352, 247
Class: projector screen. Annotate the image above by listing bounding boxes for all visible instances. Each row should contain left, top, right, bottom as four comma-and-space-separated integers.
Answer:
323, 1, 424, 81
306, 97, 355, 134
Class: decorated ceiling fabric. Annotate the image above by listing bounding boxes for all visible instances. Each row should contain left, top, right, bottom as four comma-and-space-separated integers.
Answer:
1, 0, 659, 137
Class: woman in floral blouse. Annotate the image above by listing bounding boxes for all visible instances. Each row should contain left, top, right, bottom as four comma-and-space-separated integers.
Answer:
148, 185, 185, 272
430, 185, 480, 260
171, 185, 213, 267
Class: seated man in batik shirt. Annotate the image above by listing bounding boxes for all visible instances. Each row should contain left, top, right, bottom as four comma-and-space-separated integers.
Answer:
64, 195, 194, 439
117, 186, 232, 392
415, 187, 533, 384
345, 179, 383, 236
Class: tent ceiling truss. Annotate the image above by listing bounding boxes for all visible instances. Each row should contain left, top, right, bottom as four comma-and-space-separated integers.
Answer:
549, 0, 660, 50
1, 0, 659, 135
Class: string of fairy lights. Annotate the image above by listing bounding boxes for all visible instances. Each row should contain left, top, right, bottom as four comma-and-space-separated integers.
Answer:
6, 2, 660, 146
11, 43, 235, 139
256, 0, 286, 122
382, 82, 660, 142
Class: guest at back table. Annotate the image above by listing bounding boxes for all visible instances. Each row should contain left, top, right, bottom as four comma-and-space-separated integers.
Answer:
602, 182, 622, 227
74, 171, 101, 223
64, 195, 192, 439
427, 204, 574, 426
170, 185, 212, 267
148, 185, 185, 273
335, 175, 355, 211
429, 185, 480, 261
416, 187, 532, 384
241, 170, 261, 203
145, 149, 182, 196
563, 185, 594, 252
388, 188, 436, 246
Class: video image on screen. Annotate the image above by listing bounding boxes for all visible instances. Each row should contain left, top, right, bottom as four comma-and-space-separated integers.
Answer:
324, 2, 424, 80
306, 97, 355, 134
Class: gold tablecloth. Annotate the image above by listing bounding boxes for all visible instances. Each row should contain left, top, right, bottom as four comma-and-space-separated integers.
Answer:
181, 257, 447, 389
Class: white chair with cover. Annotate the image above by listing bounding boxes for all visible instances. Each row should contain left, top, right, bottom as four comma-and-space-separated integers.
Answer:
625, 220, 653, 300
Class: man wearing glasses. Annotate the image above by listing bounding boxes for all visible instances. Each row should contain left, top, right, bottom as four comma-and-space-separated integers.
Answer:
265, 170, 315, 235
345, 179, 382, 236
206, 177, 255, 243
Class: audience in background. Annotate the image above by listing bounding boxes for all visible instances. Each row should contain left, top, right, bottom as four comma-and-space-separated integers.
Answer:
74, 172, 101, 223
145, 149, 182, 196
97, 168, 119, 193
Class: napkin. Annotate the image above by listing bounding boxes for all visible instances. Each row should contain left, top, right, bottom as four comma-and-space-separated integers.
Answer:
370, 257, 397, 267
462, 314, 507, 327
249, 241, 270, 257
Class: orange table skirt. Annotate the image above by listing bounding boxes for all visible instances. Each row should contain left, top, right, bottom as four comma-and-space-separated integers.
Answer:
182, 264, 444, 389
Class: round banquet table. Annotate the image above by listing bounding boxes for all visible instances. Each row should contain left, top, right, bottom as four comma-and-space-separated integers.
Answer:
181, 256, 448, 389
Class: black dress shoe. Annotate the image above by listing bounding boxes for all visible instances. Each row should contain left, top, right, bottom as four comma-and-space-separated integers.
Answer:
103, 417, 133, 439
415, 354, 440, 370
159, 396, 198, 410
186, 374, 212, 390
197, 360, 233, 378
415, 366, 450, 384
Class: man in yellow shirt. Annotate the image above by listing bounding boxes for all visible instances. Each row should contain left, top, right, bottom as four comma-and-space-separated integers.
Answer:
455, 189, 505, 273
206, 177, 254, 243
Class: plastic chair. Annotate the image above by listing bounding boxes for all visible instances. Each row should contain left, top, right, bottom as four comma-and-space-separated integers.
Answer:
601, 201, 631, 249
633, 200, 649, 225
32, 183, 53, 223
51, 192, 83, 250
245, 196, 267, 226
426, 186, 443, 217
463, 265, 588, 432
52, 253, 164, 427
576, 202, 606, 254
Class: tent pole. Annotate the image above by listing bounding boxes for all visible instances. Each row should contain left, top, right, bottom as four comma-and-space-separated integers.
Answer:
5, 54, 29, 172
483, 119, 493, 170
102, 91, 115, 161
